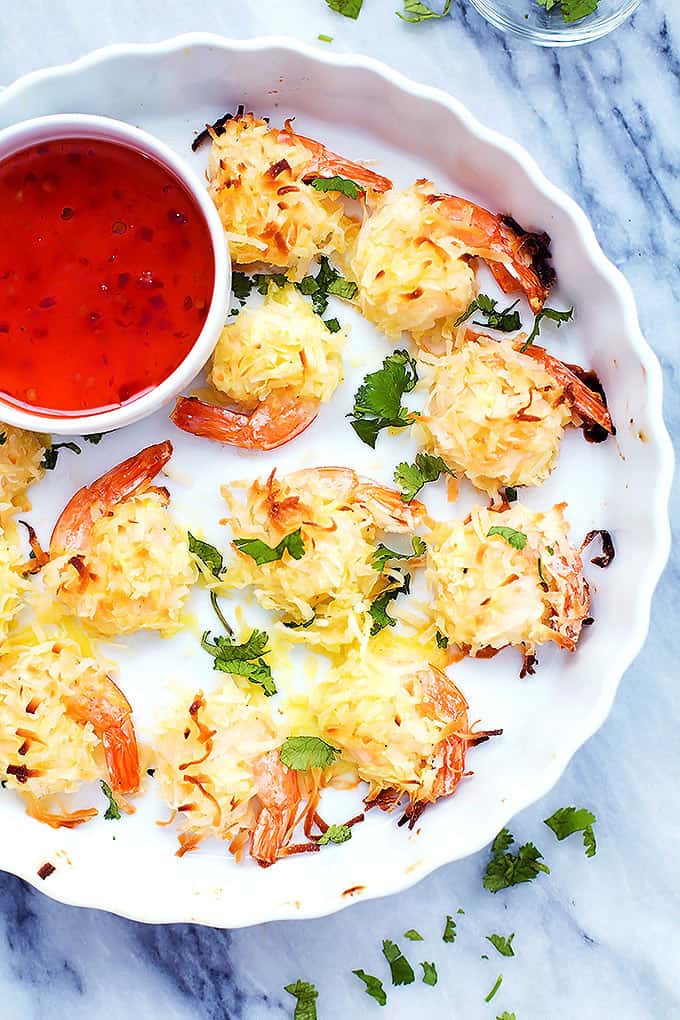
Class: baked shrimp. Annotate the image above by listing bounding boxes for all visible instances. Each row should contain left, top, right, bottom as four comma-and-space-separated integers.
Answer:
0, 627, 140, 827
223, 467, 426, 652
426, 502, 591, 674
418, 334, 613, 495
347, 180, 554, 345
42, 442, 197, 637
172, 284, 347, 450
206, 113, 391, 276
0, 423, 46, 524
0, 535, 30, 642
154, 680, 316, 866
310, 636, 499, 828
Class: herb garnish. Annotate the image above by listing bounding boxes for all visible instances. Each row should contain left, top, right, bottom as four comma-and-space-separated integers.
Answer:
234, 528, 305, 565
487, 526, 527, 551
231, 270, 288, 306
483, 828, 550, 892
201, 628, 276, 696
536, 0, 598, 22
420, 961, 438, 986
317, 823, 352, 845
454, 293, 522, 332
395, 452, 453, 502
382, 940, 415, 986
371, 536, 425, 571
349, 350, 418, 448
100, 779, 121, 820
544, 806, 597, 857
443, 914, 457, 942
397, 0, 451, 21
485, 974, 504, 1003
296, 256, 357, 316
352, 969, 387, 1006
497, 1013, 517, 1020
404, 929, 424, 941
519, 306, 573, 352
0, 433, 6, 445
504, 486, 518, 503
435, 630, 449, 649
486, 933, 515, 957
369, 574, 411, 635
284, 979, 319, 1020
82, 433, 104, 444
317, 33, 334, 42
41, 441, 81, 470
310, 175, 364, 199
280, 735, 341, 771
325, 0, 363, 17
188, 532, 225, 578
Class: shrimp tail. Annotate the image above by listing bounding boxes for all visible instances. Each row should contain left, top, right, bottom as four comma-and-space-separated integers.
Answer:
171, 393, 319, 451
278, 123, 393, 194
250, 750, 302, 867
102, 715, 141, 794
50, 441, 173, 553
521, 346, 614, 434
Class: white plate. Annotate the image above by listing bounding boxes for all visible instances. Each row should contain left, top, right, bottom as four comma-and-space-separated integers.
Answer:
0, 34, 672, 928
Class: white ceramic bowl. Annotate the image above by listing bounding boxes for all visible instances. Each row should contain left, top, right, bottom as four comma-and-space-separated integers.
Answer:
0, 113, 229, 436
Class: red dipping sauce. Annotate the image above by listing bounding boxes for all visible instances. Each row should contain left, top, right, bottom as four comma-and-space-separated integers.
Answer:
0, 137, 215, 417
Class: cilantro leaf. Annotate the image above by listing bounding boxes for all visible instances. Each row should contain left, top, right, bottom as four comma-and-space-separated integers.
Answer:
231, 271, 254, 304
371, 537, 424, 572
536, 0, 598, 21
544, 806, 597, 857
318, 823, 352, 845
404, 929, 424, 941
411, 535, 427, 557
487, 526, 527, 551
520, 306, 573, 352
397, 0, 451, 21
41, 441, 81, 470
486, 933, 515, 957
284, 980, 318, 1020
310, 175, 364, 199
352, 969, 387, 1006
280, 735, 341, 771
369, 574, 410, 635
442, 915, 457, 942
201, 628, 276, 696
282, 612, 317, 629
454, 293, 521, 332
382, 940, 415, 986
82, 433, 104, 444
318, 33, 334, 42
485, 975, 503, 1003
296, 256, 357, 316
0, 433, 6, 445
100, 780, 121, 820
504, 485, 518, 503
484, 828, 550, 892
497, 1014, 517, 1020
188, 532, 224, 578
325, 0, 363, 17
234, 528, 305, 565
435, 630, 449, 649
350, 350, 418, 448
394, 452, 453, 502
324, 317, 341, 333
420, 961, 438, 986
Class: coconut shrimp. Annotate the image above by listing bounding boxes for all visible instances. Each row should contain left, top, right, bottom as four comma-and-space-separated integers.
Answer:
0, 423, 46, 525
222, 467, 427, 652
426, 502, 591, 675
0, 628, 140, 827
171, 284, 347, 450
206, 113, 391, 275
154, 681, 317, 866
42, 442, 198, 637
418, 334, 614, 496
347, 180, 554, 345
310, 635, 500, 828
0, 535, 30, 642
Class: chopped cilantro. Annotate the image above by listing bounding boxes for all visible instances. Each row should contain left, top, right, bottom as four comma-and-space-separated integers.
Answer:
41, 441, 81, 470
282, 613, 317, 630
394, 452, 453, 502
404, 929, 424, 941
537, 557, 547, 586
547, 545, 555, 555
442, 915, 457, 942
82, 433, 104, 444
435, 630, 449, 649
544, 806, 597, 858
382, 940, 415, 986
318, 823, 352, 845
188, 532, 225, 578
231, 271, 253, 303
310, 175, 364, 199
324, 317, 341, 333
317, 33, 334, 42
284, 979, 318, 1020
146, 768, 155, 777
100, 780, 121, 820
0, 433, 6, 445
325, 0, 363, 17
504, 486, 518, 502
280, 735, 340, 771
454, 293, 521, 332
520, 305, 573, 352
487, 526, 527, 551
420, 961, 438, 986
369, 574, 410, 635
201, 628, 276, 696
397, 0, 451, 21
352, 969, 387, 1006
349, 350, 418, 448
411, 535, 427, 556
372, 536, 424, 571
485, 974, 503, 1003
486, 933, 515, 957
497, 1013, 517, 1020
483, 828, 550, 892
536, 0, 598, 21
296, 256, 357, 316
234, 528, 305, 565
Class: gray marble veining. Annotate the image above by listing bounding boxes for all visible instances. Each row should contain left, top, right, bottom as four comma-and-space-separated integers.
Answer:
0, 2, 678, 1018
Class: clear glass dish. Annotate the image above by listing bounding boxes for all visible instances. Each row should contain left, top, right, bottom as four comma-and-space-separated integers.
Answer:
467, 0, 641, 46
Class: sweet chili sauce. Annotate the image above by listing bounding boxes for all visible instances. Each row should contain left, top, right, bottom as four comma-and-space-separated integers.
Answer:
0, 137, 215, 417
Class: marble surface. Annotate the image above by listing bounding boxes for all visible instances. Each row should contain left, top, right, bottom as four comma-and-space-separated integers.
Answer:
0, 2, 678, 1018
